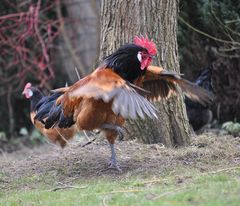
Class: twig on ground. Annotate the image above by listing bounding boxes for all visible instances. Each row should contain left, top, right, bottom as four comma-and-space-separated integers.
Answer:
135, 178, 163, 185
78, 188, 145, 197
83, 130, 90, 141
151, 187, 186, 200
98, 189, 144, 196
81, 137, 97, 147
102, 196, 108, 206
208, 166, 240, 174
49, 185, 87, 192
55, 128, 70, 146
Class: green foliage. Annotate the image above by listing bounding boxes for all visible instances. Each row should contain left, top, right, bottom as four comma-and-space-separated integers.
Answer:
222, 121, 240, 136
178, 0, 240, 73
178, 0, 240, 123
20, 128, 46, 146
198, 0, 240, 36
0, 132, 7, 141
29, 129, 46, 145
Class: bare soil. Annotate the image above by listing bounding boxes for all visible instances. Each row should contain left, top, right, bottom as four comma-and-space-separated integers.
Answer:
0, 133, 240, 191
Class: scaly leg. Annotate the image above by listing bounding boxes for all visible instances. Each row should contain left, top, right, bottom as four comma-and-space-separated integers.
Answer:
108, 143, 122, 172
101, 123, 124, 172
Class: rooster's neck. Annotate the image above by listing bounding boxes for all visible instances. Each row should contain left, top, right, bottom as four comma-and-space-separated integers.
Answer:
30, 90, 44, 112
103, 43, 148, 83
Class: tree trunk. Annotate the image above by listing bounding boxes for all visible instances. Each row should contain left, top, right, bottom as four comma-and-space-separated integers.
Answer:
99, 0, 191, 146
55, 0, 100, 84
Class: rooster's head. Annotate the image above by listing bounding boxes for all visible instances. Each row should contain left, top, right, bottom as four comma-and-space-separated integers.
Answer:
104, 36, 157, 82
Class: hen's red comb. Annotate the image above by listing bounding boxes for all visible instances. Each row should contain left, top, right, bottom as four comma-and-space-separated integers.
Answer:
133, 36, 157, 55
24, 82, 32, 90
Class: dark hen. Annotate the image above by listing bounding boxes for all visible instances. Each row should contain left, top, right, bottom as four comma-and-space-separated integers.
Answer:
22, 83, 77, 148
185, 67, 213, 132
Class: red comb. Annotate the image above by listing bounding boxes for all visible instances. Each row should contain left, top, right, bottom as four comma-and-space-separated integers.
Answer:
24, 82, 32, 91
133, 36, 157, 55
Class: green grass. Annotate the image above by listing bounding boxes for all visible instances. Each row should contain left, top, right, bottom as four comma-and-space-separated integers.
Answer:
1, 168, 239, 206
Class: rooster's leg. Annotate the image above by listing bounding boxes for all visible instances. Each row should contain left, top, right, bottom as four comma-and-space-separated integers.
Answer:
101, 123, 125, 139
101, 123, 124, 172
108, 143, 122, 172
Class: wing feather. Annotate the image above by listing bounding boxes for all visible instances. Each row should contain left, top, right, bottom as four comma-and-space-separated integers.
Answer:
67, 69, 158, 119
141, 66, 213, 106
132, 94, 145, 119
128, 94, 137, 119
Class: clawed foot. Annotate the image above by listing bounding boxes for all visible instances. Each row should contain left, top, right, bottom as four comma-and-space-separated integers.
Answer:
100, 160, 122, 173
107, 159, 122, 172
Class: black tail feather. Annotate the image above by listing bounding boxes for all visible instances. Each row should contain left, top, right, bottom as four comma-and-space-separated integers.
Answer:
44, 104, 75, 129
34, 92, 62, 124
58, 111, 75, 128
34, 91, 75, 129
35, 92, 62, 111
34, 101, 55, 122
44, 105, 62, 129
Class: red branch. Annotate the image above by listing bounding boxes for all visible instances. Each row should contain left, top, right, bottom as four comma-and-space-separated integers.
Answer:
0, 0, 61, 94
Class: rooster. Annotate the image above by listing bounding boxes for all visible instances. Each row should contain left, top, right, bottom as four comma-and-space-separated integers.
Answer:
22, 83, 77, 148
35, 36, 212, 171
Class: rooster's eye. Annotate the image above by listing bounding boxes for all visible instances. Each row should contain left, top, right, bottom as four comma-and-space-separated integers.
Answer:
137, 52, 142, 62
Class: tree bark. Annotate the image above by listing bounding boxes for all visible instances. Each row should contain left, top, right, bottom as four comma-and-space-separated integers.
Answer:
55, 0, 100, 84
99, 0, 191, 146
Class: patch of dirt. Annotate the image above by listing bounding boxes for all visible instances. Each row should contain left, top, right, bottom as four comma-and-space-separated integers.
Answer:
0, 133, 240, 191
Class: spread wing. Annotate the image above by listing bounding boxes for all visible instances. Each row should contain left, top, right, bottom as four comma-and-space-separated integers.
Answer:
141, 66, 213, 106
67, 68, 157, 119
